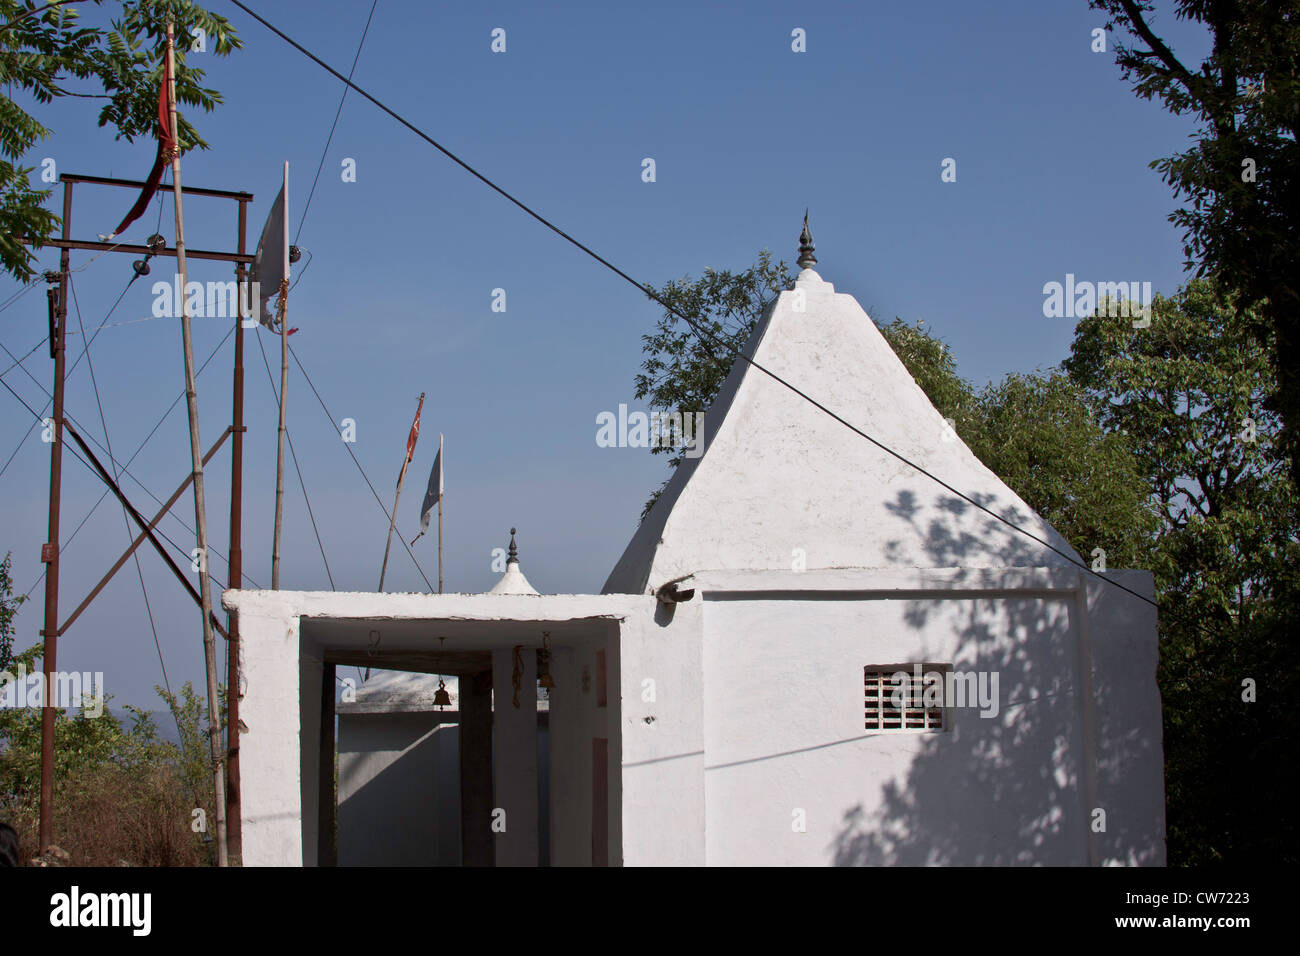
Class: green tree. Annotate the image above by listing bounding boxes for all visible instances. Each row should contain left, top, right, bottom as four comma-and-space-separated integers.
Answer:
0, 642, 218, 863
1065, 279, 1297, 628
1090, 0, 1300, 482
634, 250, 793, 515
0, 0, 241, 282
0, 551, 23, 672
0, 645, 173, 802
969, 371, 1159, 571
155, 678, 222, 816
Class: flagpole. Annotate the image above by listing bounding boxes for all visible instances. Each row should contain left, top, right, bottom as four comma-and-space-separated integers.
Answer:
166, 21, 227, 867
378, 458, 410, 593
379, 393, 424, 593
271, 161, 289, 591
437, 433, 443, 594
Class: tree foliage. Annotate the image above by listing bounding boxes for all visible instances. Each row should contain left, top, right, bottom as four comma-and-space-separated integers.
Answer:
635, 249, 792, 463
634, 249, 792, 514
1090, 0, 1300, 482
155, 677, 222, 812
968, 371, 1159, 571
1066, 279, 1297, 628
0, 0, 241, 281
0, 552, 23, 672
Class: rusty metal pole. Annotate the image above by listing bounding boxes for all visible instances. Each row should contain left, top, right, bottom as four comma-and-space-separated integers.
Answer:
226, 196, 248, 865
166, 22, 228, 866
270, 164, 289, 592
37, 180, 72, 852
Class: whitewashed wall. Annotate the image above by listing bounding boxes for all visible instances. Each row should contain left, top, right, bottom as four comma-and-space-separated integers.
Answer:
1087, 570, 1164, 865
617, 598, 706, 866
701, 591, 1082, 865
236, 602, 304, 867
614, 568, 1164, 867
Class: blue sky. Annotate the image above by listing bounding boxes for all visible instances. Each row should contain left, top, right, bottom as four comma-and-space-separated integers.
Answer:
0, 0, 1210, 707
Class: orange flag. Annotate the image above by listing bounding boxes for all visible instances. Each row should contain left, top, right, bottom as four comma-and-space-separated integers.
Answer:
109, 72, 176, 239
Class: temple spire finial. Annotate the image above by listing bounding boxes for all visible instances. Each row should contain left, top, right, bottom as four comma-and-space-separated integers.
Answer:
508, 527, 518, 563
797, 209, 817, 270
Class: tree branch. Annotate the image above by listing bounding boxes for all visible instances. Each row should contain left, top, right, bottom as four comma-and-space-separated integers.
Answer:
1116, 0, 1208, 105
0, 0, 87, 34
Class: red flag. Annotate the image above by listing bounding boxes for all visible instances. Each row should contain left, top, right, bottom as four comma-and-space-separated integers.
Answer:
400, 393, 425, 485
109, 72, 176, 239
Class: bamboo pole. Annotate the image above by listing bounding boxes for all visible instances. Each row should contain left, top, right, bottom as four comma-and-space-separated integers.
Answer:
226, 195, 248, 865
166, 21, 227, 866
377, 455, 410, 595
378, 393, 424, 593
37, 184, 71, 853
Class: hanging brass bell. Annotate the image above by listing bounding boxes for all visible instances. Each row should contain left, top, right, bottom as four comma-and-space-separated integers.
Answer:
537, 647, 554, 690
432, 678, 451, 708
537, 632, 555, 690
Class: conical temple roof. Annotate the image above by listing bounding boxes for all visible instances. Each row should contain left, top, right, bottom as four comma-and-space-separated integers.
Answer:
603, 240, 1080, 595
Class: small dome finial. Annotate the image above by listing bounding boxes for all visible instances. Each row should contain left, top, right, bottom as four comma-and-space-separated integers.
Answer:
797, 209, 817, 270
488, 526, 539, 595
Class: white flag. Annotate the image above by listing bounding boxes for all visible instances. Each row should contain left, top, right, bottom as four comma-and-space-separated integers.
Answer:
411, 434, 443, 546
250, 162, 289, 330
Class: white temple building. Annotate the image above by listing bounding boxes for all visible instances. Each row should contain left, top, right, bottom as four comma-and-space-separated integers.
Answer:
222, 222, 1164, 866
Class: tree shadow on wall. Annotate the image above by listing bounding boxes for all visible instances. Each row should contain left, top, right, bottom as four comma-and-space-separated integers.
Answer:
831, 489, 1162, 865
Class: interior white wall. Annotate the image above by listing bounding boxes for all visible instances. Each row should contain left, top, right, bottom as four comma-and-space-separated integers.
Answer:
337, 714, 461, 866
548, 633, 616, 865
549, 643, 616, 865
547, 646, 584, 865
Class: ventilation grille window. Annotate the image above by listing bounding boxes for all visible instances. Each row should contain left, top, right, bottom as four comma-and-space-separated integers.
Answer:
864, 666, 945, 731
